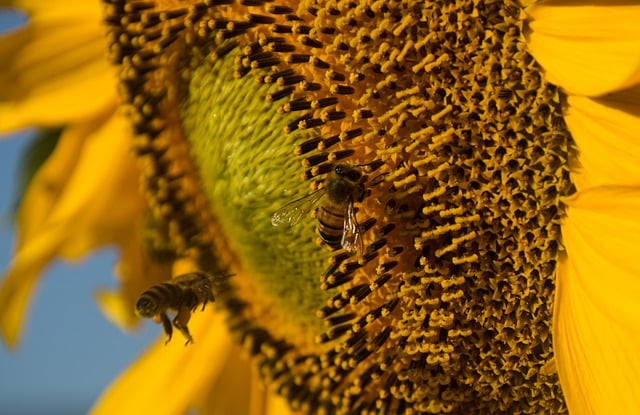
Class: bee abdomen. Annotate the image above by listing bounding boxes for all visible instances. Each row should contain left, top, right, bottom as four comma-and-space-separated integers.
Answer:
317, 205, 345, 249
142, 282, 183, 309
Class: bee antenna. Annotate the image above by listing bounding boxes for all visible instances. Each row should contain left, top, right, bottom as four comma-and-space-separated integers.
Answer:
215, 272, 235, 280
369, 172, 388, 187
363, 159, 385, 172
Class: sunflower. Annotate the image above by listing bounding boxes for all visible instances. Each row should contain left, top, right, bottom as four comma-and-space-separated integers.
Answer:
0, 1, 172, 343
1, 0, 639, 414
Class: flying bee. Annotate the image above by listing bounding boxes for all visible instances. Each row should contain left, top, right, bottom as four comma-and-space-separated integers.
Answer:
135, 271, 233, 345
272, 163, 366, 255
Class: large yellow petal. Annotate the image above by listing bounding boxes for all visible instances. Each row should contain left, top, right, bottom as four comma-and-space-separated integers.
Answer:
95, 232, 173, 331
0, 110, 144, 346
16, 123, 90, 245
0, 5, 116, 132
0, 221, 68, 347
91, 311, 233, 415
196, 337, 294, 415
556, 186, 640, 414
94, 288, 139, 331
0, 0, 100, 18
264, 393, 293, 415
564, 90, 640, 191
527, 1, 640, 97
46, 113, 143, 259
196, 341, 253, 415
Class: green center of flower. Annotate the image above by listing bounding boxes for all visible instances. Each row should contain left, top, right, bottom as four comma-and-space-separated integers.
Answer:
181, 44, 333, 329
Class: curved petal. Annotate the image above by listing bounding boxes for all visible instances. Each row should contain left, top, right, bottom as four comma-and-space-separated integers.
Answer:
47, 113, 144, 259
0, 0, 101, 18
94, 289, 140, 331
195, 342, 253, 415
96, 234, 173, 331
0, 122, 89, 347
556, 186, 640, 413
0, 7, 116, 132
0, 110, 144, 346
564, 91, 640, 191
196, 340, 295, 415
265, 393, 293, 415
91, 312, 233, 415
527, 2, 640, 97
0, 221, 68, 347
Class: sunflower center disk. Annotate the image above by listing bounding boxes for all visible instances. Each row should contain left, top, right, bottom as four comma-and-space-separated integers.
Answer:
106, 0, 573, 412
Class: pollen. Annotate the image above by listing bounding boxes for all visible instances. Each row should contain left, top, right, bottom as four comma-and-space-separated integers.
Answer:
106, 0, 572, 413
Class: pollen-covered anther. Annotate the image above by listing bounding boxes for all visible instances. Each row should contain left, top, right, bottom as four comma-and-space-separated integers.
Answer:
329, 84, 354, 95
266, 86, 294, 103
276, 73, 307, 87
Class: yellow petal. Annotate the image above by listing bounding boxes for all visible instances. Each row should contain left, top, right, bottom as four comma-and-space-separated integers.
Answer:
94, 288, 140, 331
44, 112, 143, 259
0, 111, 143, 346
97, 234, 173, 331
527, 2, 640, 97
196, 335, 293, 415
0, 121, 89, 347
0, 221, 68, 347
0, 0, 101, 18
265, 393, 293, 415
556, 186, 640, 413
564, 90, 640, 191
16, 122, 89, 245
91, 311, 233, 415
0, 9, 116, 132
196, 342, 253, 415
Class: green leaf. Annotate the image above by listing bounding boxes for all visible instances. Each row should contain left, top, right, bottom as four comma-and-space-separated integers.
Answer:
12, 128, 61, 216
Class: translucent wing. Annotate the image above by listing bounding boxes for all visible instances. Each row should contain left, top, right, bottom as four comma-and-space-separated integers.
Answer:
172, 272, 207, 285
172, 271, 234, 286
369, 172, 388, 187
341, 199, 363, 255
271, 188, 325, 227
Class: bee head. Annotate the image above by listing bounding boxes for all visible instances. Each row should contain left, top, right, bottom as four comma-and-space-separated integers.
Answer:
334, 164, 362, 182
135, 297, 158, 318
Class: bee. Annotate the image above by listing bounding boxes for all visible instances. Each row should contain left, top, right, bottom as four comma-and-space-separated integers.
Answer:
135, 271, 233, 345
272, 163, 366, 254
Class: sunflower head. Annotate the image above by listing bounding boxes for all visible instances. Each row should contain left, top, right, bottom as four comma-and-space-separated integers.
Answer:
104, 0, 573, 412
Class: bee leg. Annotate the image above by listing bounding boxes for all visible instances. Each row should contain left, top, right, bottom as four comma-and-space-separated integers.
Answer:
158, 313, 173, 345
200, 292, 216, 311
172, 307, 194, 345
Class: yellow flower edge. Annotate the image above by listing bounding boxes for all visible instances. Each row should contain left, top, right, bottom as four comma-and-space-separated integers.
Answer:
0, 0, 171, 346
563, 93, 640, 190
557, 186, 640, 414
526, 2, 640, 97
0, 113, 146, 346
0, 1, 116, 131
91, 312, 234, 415
526, 2, 640, 412
557, 94, 640, 413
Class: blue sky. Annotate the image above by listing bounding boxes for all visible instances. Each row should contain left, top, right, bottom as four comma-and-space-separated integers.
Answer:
0, 9, 159, 415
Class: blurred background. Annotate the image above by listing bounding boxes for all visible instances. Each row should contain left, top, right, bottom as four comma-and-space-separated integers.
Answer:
0, 9, 159, 415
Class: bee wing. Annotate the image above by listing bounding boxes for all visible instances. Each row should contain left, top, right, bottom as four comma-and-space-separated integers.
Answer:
369, 172, 388, 187
271, 189, 325, 227
341, 199, 363, 254
172, 272, 206, 286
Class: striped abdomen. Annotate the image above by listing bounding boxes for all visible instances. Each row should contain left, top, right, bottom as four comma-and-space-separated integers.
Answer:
317, 201, 348, 249
136, 282, 190, 317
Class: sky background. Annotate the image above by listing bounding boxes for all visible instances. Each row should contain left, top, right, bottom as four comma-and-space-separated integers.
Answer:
0, 9, 159, 415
